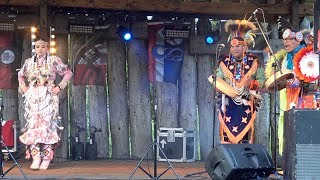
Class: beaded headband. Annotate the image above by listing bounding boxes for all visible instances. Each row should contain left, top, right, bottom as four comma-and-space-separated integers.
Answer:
34, 39, 49, 46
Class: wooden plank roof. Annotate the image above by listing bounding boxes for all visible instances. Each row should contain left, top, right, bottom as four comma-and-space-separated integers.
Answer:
0, 0, 314, 16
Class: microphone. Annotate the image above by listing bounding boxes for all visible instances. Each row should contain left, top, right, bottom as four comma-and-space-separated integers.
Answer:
247, 8, 260, 21
217, 43, 225, 48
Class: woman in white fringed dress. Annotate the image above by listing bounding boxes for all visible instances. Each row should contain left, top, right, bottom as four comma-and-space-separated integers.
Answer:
18, 39, 72, 170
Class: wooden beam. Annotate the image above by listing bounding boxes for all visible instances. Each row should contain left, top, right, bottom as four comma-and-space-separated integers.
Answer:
0, 0, 287, 15
0, 0, 41, 6
49, 0, 290, 15
0, 0, 313, 16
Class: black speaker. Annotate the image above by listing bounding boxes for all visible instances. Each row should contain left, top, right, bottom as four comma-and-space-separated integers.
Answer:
72, 142, 84, 160
205, 144, 275, 180
284, 109, 320, 179
85, 142, 97, 160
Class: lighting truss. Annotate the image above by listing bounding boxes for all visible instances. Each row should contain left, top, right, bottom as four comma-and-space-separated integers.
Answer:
68, 24, 94, 34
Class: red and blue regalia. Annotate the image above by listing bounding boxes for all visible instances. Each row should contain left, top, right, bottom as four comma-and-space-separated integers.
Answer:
209, 20, 266, 144
217, 53, 265, 144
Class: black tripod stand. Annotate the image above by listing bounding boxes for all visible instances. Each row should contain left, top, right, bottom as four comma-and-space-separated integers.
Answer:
0, 105, 28, 179
129, 101, 180, 179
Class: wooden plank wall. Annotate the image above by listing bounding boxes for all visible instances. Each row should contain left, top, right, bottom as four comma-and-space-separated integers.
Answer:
0, 13, 281, 162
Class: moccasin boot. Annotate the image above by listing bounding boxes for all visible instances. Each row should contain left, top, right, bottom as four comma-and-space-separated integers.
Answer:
39, 144, 53, 170
30, 144, 41, 170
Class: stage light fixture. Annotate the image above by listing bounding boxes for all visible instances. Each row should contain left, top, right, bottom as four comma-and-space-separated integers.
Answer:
117, 26, 132, 41
204, 29, 219, 45
31, 26, 37, 33
0, 23, 15, 31
50, 47, 57, 54
164, 21, 190, 39
147, 16, 153, 21
50, 41, 56, 46
30, 26, 37, 55
205, 36, 215, 45
68, 24, 94, 34
49, 26, 56, 55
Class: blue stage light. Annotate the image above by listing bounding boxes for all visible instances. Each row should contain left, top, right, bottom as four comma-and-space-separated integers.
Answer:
205, 30, 220, 45
123, 32, 132, 41
205, 36, 215, 44
118, 26, 132, 41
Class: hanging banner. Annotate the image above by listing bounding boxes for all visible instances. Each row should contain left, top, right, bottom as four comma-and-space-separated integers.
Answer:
148, 22, 185, 84
0, 32, 18, 89
71, 34, 107, 86
318, 30, 320, 52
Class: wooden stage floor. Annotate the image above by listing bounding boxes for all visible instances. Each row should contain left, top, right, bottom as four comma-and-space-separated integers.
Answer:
2, 159, 212, 179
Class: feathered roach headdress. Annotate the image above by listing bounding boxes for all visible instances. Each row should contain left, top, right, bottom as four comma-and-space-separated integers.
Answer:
301, 28, 314, 45
224, 19, 257, 47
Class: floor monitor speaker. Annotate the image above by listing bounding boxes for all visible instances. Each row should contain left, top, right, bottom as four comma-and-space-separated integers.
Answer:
205, 144, 275, 180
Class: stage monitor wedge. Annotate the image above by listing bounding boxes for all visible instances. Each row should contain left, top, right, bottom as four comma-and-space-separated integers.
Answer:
205, 143, 275, 180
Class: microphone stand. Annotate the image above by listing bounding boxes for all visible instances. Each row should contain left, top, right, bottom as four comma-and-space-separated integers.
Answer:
129, 94, 180, 180
212, 44, 224, 147
253, 14, 281, 178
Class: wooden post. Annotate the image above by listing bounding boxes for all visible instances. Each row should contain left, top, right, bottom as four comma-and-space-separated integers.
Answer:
179, 27, 197, 131
39, 0, 48, 39
254, 93, 271, 150
197, 18, 214, 160
179, 19, 198, 158
291, 0, 300, 30
52, 34, 69, 162
107, 38, 129, 159
128, 38, 152, 158
2, 90, 18, 126
128, 35, 152, 158
314, 0, 320, 53
315, 0, 320, 88
16, 29, 32, 156
87, 85, 109, 158
69, 34, 87, 159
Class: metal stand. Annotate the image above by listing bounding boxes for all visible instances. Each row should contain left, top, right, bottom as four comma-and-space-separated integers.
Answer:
0, 105, 28, 179
129, 102, 180, 180
254, 13, 280, 166
253, 13, 282, 180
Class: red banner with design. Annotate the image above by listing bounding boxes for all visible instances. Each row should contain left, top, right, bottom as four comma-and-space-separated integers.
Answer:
0, 32, 18, 89
318, 30, 320, 51
70, 34, 107, 86
74, 64, 106, 86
